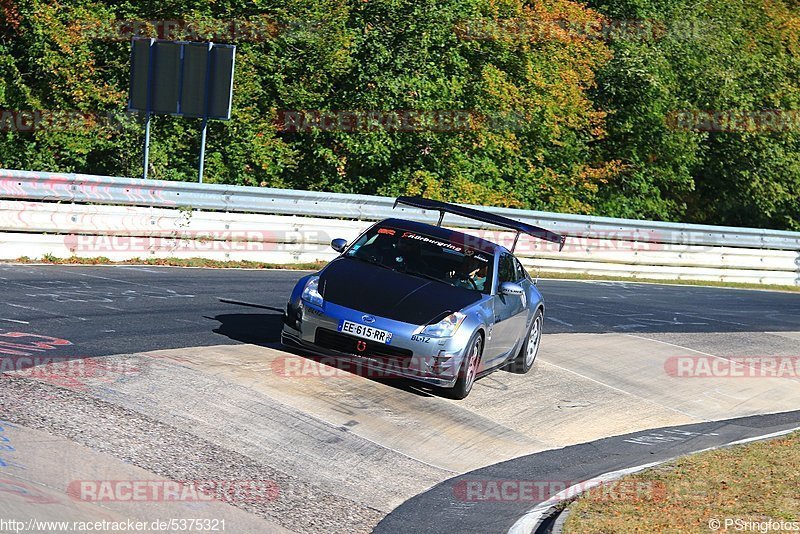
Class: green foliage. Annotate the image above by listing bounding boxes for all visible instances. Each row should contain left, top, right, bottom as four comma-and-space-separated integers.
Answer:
1, 0, 799, 229
588, 0, 800, 229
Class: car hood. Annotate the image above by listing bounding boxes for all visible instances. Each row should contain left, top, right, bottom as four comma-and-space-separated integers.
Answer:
319, 257, 483, 325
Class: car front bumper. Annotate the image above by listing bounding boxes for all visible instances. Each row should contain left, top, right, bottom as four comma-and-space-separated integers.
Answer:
281, 300, 470, 388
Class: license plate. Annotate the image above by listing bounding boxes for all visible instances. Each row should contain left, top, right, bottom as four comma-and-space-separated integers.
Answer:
339, 320, 393, 344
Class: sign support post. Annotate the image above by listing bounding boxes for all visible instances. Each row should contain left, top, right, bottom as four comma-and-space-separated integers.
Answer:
141, 38, 155, 179
143, 112, 151, 180
198, 117, 208, 184
198, 42, 213, 184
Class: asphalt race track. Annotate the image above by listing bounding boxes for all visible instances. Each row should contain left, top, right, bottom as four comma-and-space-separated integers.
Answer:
375, 410, 800, 533
0, 264, 798, 533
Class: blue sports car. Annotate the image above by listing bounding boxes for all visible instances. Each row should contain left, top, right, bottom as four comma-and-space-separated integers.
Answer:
281, 197, 565, 399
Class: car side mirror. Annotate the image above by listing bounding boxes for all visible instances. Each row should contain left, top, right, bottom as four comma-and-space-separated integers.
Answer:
331, 238, 348, 253
499, 281, 524, 296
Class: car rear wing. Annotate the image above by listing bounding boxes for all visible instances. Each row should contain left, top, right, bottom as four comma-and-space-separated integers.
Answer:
393, 196, 566, 252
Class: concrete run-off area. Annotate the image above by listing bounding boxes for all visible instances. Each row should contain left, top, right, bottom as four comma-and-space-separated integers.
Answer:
0, 265, 798, 532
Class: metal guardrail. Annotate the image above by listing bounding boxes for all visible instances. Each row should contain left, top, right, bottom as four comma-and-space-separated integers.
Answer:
0, 168, 798, 284
2, 168, 800, 251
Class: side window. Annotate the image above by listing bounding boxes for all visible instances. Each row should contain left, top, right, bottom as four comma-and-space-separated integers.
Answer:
514, 258, 528, 281
498, 254, 516, 283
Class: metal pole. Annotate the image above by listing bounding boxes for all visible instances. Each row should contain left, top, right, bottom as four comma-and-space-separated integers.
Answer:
142, 37, 155, 180
143, 112, 151, 180
198, 42, 213, 184
198, 117, 208, 183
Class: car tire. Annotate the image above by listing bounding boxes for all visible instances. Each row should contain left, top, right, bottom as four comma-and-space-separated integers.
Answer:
443, 331, 483, 400
507, 308, 543, 374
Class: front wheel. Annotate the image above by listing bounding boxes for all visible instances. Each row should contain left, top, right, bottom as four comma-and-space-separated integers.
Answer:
507, 308, 543, 374
443, 332, 482, 400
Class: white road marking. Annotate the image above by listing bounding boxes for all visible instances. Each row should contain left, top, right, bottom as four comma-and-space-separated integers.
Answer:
176, 319, 206, 325
0, 318, 29, 324
623, 334, 723, 358
538, 360, 699, 419
4, 302, 87, 321
113, 266, 166, 273
546, 316, 573, 327
623, 333, 800, 384
674, 312, 747, 326
73, 270, 195, 297
542, 277, 799, 294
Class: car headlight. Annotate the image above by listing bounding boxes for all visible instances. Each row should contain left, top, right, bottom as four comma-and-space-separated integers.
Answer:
301, 276, 324, 307
421, 312, 466, 338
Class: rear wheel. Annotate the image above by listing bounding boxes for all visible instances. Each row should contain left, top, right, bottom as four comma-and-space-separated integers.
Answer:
507, 308, 543, 374
444, 332, 482, 400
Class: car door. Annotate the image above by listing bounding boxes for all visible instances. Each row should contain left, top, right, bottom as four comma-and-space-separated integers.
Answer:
513, 255, 535, 335
486, 252, 528, 366
509, 255, 534, 349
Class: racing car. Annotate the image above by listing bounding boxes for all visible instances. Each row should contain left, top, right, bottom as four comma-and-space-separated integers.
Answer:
281, 196, 565, 399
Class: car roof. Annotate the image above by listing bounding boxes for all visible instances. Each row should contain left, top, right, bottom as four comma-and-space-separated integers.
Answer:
376, 218, 501, 254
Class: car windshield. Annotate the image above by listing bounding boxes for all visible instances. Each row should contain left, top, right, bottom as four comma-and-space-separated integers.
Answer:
345, 226, 494, 293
